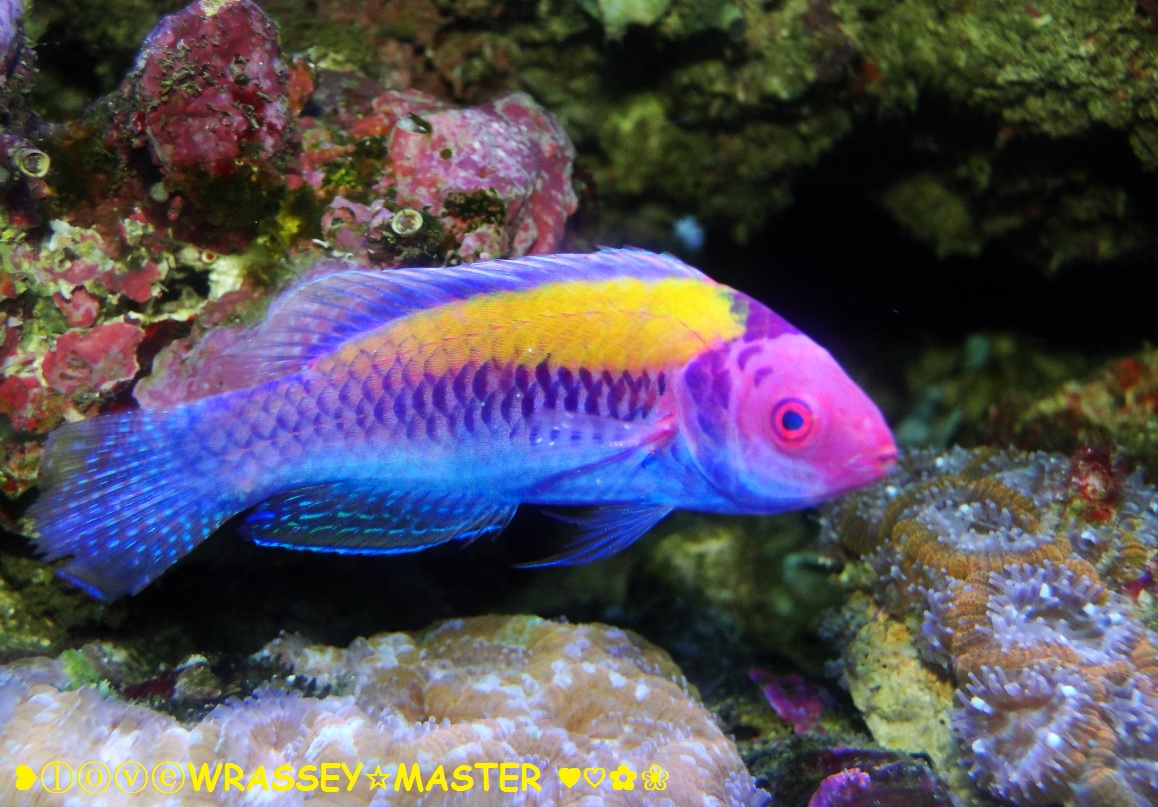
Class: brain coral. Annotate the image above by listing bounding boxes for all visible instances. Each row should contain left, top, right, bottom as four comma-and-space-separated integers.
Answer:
0, 615, 768, 806
822, 447, 1158, 807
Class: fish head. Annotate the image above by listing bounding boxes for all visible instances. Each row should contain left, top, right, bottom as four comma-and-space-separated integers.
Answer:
673, 332, 896, 512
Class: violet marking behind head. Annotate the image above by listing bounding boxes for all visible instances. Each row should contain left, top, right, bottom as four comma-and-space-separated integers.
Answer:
673, 292, 897, 513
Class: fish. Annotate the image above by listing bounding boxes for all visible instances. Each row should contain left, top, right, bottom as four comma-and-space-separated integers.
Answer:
29, 248, 897, 601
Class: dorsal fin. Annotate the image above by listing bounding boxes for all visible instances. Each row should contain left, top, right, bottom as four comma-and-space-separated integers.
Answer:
235, 249, 710, 382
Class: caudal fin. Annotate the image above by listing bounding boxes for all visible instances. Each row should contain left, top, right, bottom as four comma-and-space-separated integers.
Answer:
27, 410, 230, 601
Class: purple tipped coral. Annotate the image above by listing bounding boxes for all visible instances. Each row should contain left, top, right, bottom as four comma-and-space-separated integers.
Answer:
0, 616, 769, 806
823, 447, 1158, 806
955, 661, 1107, 803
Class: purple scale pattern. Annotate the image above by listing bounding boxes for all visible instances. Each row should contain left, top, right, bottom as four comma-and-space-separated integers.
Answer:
207, 353, 669, 462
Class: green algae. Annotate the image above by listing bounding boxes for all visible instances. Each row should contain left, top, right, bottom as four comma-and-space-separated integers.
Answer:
589, 0, 672, 39
58, 647, 103, 688
631, 514, 847, 674
443, 188, 507, 227
0, 553, 118, 660
488, 613, 547, 647
25, 0, 1158, 266
844, 0, 1157, 143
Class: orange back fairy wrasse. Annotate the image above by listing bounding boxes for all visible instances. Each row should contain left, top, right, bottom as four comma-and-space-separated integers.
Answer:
30, 249, 897, 600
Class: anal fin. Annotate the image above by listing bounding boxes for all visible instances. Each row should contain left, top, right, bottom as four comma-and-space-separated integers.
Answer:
241, 483, 516, 554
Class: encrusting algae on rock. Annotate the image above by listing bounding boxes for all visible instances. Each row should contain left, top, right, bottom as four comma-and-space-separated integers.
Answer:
822, 447, 1158, 807
982, 347, 1158, 481
0, 615, 769, 806
0, 0, 580, 521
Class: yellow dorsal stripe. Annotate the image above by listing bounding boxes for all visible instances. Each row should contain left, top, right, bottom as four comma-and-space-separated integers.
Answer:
334, 276, 745, 378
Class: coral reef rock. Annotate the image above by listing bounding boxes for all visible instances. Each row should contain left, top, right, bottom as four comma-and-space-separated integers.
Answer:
263, 0, 1158, 266
24, 0, 1158, 266
822, 447, 1158, 806
0, 615, 769, 806
629, 513, 846, 671
983, 347, 1158, 481
0, 0, 580, 516
110, 0, 294, 207
309, 88, 577, 265
801, 748, 955, 807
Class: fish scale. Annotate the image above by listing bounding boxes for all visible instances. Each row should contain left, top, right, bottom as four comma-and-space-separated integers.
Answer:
238, 351, 668, 451
29, 248, 897, 600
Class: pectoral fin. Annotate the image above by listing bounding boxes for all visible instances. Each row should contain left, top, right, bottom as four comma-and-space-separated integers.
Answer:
519, 504, 673, 566
522, 411, 677, 495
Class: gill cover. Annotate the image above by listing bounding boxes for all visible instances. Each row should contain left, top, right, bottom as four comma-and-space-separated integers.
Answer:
673, 331, 895, 512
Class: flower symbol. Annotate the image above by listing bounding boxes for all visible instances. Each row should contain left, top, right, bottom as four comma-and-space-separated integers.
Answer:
642, 764, 669, 791
609, 764, 637, 791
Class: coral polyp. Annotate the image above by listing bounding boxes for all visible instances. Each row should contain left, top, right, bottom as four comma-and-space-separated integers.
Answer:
823, 447, 1158, 806
955, 661, 1109, 804
0, 616, 769, 806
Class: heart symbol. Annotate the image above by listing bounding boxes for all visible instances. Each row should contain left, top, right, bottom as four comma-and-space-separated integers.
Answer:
558, 768, 580, 789
15, 765, 36, 791
583, 768, 606, 787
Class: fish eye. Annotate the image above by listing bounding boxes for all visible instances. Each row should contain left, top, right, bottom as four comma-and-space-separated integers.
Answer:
770, 398, 814, 446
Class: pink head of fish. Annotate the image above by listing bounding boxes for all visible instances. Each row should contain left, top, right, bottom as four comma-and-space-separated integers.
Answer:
673, 298, 896, 513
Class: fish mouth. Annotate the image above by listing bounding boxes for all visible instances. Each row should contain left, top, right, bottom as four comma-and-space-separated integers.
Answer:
842, 446, 899, 479
874, 447, 899, 467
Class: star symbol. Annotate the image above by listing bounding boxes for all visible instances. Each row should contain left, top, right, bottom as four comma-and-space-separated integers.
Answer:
365, 765, 391, 789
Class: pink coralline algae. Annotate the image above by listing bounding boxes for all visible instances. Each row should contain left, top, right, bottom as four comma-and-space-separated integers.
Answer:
807, 768, 872, 807
1, 219, 165, 444
805, 766, 954, 807
0, 0, 580, 512
10, 217, 167, 304
39, 321, 144, 398
749, 669, 833, 735
0, 616, 769, 807
385, 90, 577, 259
0, 319, 141, 437
797, 749, 955, 807
823, 447, 1158, 806
111, 0, 293, 203
52, 287, 100, 328
307, 87, 577, 264
1, 320, 143, 432
0, 374, 58, 434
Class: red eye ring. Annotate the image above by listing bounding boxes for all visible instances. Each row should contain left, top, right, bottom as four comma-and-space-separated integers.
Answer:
771, 398, 814, 445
